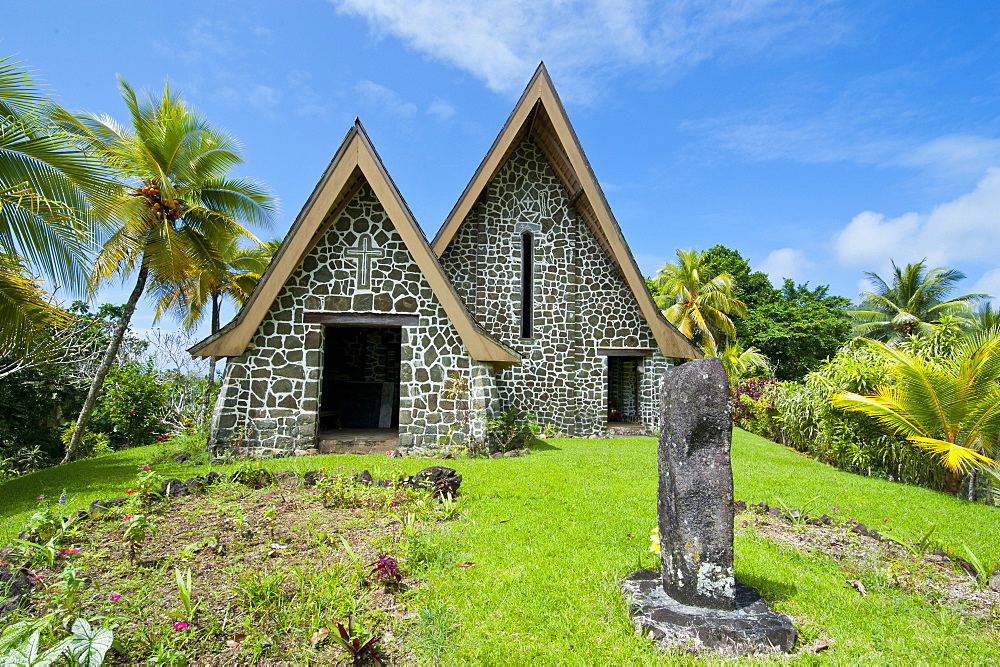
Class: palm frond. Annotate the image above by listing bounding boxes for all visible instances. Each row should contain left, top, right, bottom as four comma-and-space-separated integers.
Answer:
909, 436, 996, 474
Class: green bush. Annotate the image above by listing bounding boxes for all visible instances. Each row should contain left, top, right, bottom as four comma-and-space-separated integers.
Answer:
60, 426, 112, 460
91, 359, 168, 449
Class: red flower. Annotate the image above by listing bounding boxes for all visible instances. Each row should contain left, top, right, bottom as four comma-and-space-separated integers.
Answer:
125, 490, 135, 494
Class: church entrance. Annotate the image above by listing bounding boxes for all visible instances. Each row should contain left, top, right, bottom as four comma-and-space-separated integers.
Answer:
607, 356, 641, 423
320, 326, 402, 431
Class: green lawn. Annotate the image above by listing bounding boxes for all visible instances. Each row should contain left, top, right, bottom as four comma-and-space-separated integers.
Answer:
2, 430, 999, 663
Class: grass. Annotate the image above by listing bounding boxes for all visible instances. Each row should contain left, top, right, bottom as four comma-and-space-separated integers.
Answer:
3, 429, 1000, 662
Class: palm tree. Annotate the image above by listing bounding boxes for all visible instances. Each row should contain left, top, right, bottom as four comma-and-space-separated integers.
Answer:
0, 57, 108, 344
831, 333, 1000, 496
56, 78, 274, 463
968, 303, 1000, 333
849, 260, 984, 342
718, 341, 772, 387
155, 234, 277, 416
652, 248, 747, 354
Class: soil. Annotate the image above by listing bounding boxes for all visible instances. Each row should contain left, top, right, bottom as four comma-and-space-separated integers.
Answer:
2, 475, 430, 665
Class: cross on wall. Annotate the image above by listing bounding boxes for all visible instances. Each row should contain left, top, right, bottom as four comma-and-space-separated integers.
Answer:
346, 236, 383, 289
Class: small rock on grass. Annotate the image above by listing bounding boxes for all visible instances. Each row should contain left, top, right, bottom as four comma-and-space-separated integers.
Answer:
0, 564, 33, 615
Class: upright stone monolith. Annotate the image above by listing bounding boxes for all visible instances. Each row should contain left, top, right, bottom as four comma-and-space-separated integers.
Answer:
657, 356, 735, 610
621, 357, 796, 654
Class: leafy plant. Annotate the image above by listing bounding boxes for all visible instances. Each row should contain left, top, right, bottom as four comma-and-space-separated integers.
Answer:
368, 554, 402, 585
0, 617, 113, 667
51, 564, 88, 614
123, 514, 156, 564
174, 567, 197, 621
484, 408, 540, 453
329, 617, 381, 665
960, 544, 990, 588
437, 494, 461, 521
340, 536, 366, 580
832, 332, 1000, 495
773, 495, 821, 526
131, 467, 165, 506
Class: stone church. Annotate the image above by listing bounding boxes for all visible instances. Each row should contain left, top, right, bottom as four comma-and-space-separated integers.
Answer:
189, 65, 700, 456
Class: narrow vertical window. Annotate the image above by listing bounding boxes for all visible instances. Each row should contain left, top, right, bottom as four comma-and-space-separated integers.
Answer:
520, 231, 534, 338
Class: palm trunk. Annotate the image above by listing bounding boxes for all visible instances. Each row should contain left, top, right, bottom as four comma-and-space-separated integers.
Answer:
62, 264, 149, 464
968, 468, 978, 502
944, 468, 963, 496
202, 291, 220, 421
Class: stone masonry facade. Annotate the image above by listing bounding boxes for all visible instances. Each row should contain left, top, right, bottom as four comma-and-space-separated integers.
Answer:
210, 182, 494, 455
440, 137, 670, 437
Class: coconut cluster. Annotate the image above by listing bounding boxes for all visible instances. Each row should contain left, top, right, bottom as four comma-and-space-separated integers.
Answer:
134, 180, 184, 222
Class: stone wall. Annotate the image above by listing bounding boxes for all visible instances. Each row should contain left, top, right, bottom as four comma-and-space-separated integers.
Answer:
440, 137, 666, 436
210, 183, 493, 455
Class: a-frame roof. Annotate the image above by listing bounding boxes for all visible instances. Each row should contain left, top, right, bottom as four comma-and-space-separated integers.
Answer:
431, 64, 701, 360
189, 121, 520, 366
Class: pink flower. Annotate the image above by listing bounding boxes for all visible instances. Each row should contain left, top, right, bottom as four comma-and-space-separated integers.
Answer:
123, 514, 134, 520
173, 622, 188, 631
110, 595, 122, 601
35, 496, 44, 500
266, 493, 275, 497
60, 548, 80, 555
139, 465, 152, 470
882, 518, 888, 522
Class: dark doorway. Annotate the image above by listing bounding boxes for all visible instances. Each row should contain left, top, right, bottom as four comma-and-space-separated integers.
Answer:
607, 356, 641, 423
320, 327, 401, 429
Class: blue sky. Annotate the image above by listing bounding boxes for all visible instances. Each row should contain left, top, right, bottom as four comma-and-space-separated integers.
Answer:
4, 1, 1000, 338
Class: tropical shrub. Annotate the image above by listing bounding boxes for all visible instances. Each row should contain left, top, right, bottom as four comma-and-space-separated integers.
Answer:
91, 359, 168, 449
832, 330, 1000, 497
769, 339, 947, 490
730, 378, 778, 439
59, 425, 112, 460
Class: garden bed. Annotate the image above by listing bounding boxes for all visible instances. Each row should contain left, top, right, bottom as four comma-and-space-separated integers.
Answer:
1, 466, 460, 664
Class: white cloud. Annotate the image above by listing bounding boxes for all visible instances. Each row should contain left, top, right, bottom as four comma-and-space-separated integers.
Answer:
332, 0, 843, 100
426, 97, 456, 121
355, 80, 417, 117
833, 167, 1000, 270
972, 268, 1000, 302
755, 248, 814, 286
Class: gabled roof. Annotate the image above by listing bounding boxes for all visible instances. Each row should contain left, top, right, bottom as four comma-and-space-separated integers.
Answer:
189, 121, 520, 366
431, 64, 701, 360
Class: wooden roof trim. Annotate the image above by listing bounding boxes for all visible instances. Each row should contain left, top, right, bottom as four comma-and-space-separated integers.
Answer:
432, 63, 701, 359
190, 122, 520, 365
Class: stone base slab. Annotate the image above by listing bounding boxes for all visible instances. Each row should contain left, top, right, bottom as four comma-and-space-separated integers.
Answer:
621, 569, 796, 655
